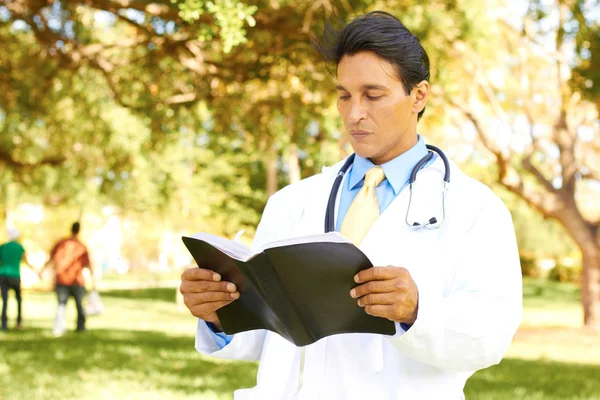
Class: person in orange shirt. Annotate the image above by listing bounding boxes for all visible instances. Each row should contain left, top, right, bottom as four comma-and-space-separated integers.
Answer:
39, 222, 96, 336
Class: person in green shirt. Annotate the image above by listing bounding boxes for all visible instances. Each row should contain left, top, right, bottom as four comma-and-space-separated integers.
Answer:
0, 228, 36, 331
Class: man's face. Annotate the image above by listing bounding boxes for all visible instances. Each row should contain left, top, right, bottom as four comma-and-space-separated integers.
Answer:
336, 51, 428, 165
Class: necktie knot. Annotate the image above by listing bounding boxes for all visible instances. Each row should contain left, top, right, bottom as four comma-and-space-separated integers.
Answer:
364, 166, 386, 189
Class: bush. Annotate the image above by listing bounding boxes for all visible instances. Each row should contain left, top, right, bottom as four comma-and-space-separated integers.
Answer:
520, 254, 541, 277
548, 261, 582, 283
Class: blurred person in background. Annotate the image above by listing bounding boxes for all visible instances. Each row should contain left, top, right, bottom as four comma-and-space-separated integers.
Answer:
39, 221, 96, 336
0, 227, 36, 331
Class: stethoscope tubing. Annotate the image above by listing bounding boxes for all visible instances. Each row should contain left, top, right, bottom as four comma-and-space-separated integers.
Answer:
324, 145, 450, 233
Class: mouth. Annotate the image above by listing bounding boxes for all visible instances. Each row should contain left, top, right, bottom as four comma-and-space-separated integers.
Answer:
350, 130, 372, 139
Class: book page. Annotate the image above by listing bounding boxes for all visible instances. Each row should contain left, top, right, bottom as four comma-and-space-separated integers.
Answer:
254, 231, 352, 255
185, 232, 254, 261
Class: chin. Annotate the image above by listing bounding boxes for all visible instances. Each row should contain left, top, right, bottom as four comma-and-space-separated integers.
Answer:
350, 143, 378, 160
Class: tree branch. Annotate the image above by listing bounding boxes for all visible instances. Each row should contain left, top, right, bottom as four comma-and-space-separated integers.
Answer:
114, 13, 155, 37
522, 154, 558, 193
443, 90, 564, 219
0, 147, 65, 170
83, 0, 182, 21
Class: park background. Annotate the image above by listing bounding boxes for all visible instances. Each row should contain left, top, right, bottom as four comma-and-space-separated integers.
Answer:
0, 0, 599, 399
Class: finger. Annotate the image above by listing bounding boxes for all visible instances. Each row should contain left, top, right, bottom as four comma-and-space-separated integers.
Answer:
184, 291, 240, 306
363, 304, 395, 319
354, 266, 409, 283
180, 279, 237, 294
181, 267, 221, 282
350, 279, 398, 298
189, 300, 234, 318
357, 292, 401, 307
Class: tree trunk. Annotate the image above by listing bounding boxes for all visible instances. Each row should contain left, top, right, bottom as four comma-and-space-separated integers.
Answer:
581, 243, 600, 331
266, 144, 278, 197
543, 201, 600, 331
287, 143, 301, 185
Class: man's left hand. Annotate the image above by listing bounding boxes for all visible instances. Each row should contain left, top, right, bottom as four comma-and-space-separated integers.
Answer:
350, 266, 419, 325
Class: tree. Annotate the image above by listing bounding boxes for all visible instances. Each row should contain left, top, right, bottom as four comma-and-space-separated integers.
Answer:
441, 0, 600, 329
0, 0, 492, 220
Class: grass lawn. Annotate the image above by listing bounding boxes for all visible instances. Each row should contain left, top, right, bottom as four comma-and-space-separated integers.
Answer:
1, 278, 599, 399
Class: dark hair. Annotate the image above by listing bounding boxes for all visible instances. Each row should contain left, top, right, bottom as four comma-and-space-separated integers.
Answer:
314, 11, 430, 120
71, 222, 81, 235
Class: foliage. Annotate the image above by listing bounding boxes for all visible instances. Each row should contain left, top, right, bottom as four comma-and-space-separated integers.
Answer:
177, 0, 258, 53
548, 262, 582, 284
520, 253, 542, 278
0, 0, 508, 237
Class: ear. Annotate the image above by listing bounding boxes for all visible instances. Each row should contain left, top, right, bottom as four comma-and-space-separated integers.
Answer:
411, 80, 429, 115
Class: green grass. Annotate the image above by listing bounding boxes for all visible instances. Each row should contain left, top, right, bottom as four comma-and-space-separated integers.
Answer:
466, 359, 600, 400
0, 328, 257, 400
0, 279, 599, 399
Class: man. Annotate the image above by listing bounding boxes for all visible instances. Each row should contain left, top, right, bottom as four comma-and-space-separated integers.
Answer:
0, 228, 36, 331
39, 222, 95, 336
180, 11, 522, 399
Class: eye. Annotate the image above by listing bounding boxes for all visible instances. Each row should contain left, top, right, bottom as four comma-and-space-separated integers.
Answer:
338, 95, 350, 100
367, 95, 382, 101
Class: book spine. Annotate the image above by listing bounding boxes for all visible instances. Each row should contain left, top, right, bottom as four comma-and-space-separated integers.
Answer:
256, 252, 316, 346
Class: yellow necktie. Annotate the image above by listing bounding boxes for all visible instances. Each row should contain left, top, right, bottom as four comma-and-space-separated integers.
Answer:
340, 166, 386, 246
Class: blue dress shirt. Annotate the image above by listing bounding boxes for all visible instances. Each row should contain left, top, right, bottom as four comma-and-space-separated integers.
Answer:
207, 136, 429, 347
206, 321, 234, 348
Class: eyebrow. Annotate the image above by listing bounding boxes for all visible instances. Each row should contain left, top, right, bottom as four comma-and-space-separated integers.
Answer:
336, 84, 389, 91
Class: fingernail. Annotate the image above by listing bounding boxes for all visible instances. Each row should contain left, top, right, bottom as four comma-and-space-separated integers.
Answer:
213, 273, 221, 281
357, 299, 363, 307
354, 275, 360, 283
350, 289, 356, 298
227, 283, 236, 292
231, 292, 239, 299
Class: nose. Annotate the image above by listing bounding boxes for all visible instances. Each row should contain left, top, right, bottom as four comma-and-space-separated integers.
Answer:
348, 99, 367, 124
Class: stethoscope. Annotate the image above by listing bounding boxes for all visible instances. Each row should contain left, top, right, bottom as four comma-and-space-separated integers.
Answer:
324, 144, 451, 233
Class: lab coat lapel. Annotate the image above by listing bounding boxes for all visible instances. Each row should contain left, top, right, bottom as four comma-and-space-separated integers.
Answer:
292, 157, 351, 237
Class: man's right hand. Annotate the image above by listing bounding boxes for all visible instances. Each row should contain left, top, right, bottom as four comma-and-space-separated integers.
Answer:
179, 267, 240, 331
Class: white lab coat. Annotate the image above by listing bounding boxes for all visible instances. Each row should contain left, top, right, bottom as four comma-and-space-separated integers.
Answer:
194, 156, 522, 400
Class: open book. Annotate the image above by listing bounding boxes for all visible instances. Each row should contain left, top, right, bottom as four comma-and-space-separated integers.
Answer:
181, 231, 395, 347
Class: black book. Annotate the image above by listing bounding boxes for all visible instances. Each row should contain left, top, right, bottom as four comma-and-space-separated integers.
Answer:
181, 232, 396, 346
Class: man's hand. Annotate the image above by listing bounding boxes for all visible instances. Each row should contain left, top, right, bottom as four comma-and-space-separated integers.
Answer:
350, 266, 419, 325
179, 267, 240, 331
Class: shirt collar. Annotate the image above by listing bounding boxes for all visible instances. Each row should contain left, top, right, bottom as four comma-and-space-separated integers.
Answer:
348, 135, 429, 195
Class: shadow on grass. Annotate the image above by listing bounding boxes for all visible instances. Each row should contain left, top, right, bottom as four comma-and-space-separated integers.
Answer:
101, 287, 177, 302
466, 357, 600, 400
0, 327, 257, 398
